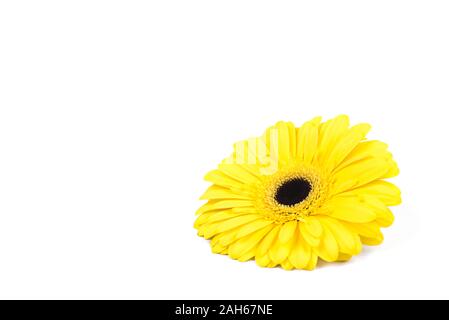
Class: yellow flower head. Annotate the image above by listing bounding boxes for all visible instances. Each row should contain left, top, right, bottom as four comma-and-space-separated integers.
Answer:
195, 115, 401, 270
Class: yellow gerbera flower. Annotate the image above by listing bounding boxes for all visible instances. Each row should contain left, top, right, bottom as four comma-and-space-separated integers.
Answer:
195, 115, 401, 270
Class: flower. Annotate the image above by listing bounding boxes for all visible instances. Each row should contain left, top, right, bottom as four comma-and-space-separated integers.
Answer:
195, 115, 401, 270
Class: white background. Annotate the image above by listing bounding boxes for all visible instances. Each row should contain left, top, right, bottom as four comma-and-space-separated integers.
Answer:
0, 1, 448, 300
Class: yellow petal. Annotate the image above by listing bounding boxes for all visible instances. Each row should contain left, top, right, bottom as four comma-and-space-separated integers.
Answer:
287, 121, 297, 161
270, 244, 292, 265
194, 209, 238, 229
269, 232, 295, 265
383, 159, 400, 178
204, 170, 242, 189
337, 253, 352, 262
316, 115, 350, 165
314, 225, 339, 262
299, 222, 321, 247
278, 221, 297, 244
263, 121, 296, 168
281, 259, 295, 271
261, 121, 297, 167
340, 180, 401, 206
360, 234, 384, 246
235, 219, 274, 239
336, 140, 388, 170
232, 207, 259, 214
362, 195, 395, 227
304, 253, 318, 271
200, 185, 251, 200
296, 119, 319, 164
332, 158, 390, 194
326, 197, 377, 223
320, 217, 359, 255
218, 163, 260, 184
354, 234, 362, 254
276, 121, 296, 164
303, 216, 323, 238
214, 227, 241, 247
327, 123, 371, 171
202, 214, 261, 239
255, 253, 271, 268
211, 243, 227, 254
343, 221, 383, 239
228, 225, 274, 260
211, 229, 239, 247
256, 225, 281, 257
196, 199, 254, 215
289, 227, 312, 269
238, 250, 256, 262
301, 116, 322, 126
213, 220, 271, 248
376, 208, 395, 227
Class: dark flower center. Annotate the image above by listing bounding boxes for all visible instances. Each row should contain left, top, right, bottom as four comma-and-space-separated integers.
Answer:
275, 178, 312, 206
